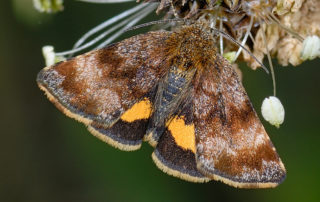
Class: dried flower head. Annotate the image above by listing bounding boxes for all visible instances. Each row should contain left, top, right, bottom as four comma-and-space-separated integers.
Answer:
41, 0, 319, 72
153, 0, 320, 68
35, 0, 320, 72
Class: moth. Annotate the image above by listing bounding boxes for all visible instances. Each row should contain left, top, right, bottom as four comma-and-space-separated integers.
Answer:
37, 23, 286, 188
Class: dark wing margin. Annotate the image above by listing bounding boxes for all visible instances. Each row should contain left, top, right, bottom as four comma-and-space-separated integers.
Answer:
88, 119, 148, 151
193, 55, 286, 188
152, 99, 210, 182
88, 90, 156, 151
37, 31, 171, 150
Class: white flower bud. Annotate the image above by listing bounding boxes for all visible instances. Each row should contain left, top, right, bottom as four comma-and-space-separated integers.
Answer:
300, 35, 320, 61
261, 96, 285, 128
42, 46, 55, 66
42, 46, 65, 66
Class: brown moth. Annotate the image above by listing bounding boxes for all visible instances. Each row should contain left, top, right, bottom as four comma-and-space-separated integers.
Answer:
37, 23, 286, 188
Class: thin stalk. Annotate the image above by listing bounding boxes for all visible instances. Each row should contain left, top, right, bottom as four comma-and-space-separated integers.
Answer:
96, 3, 158, 48
56, 3, 157, 56
73, 3, 148, 50
219, 18, 223, 55
261, 23, 276, 96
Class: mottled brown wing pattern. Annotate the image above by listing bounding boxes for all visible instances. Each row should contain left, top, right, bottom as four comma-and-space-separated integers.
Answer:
37, 31, 171, 127
193, 55, 286, 188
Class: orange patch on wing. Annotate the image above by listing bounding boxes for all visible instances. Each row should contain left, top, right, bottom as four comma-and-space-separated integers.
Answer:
167, 116, 196, 153
120, 98, 152, 122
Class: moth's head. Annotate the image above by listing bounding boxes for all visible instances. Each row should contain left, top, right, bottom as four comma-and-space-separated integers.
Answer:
166, 23, 218, 71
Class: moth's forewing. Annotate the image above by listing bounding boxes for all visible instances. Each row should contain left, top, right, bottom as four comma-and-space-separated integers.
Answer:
193, 55, 286, 188
37, 31, 171, 150
152, 99, 210, 182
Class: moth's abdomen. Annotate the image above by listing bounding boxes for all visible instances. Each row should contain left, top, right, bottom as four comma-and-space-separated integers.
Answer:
160, 71, 187, 107
145, 66, 195, 146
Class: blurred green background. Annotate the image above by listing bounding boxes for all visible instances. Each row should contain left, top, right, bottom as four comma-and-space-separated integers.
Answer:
1, 0, 320, 201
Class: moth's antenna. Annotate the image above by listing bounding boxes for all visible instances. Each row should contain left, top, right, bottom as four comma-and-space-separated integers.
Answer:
124, 18, 189, 32
211, 27, 270, 74
233, 16, 254, 62
268, 12, 304, 42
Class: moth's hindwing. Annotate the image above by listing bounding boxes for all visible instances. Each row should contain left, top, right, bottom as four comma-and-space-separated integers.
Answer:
152, 100, 210, 182
193, 55, 286, 188
88, 93, 154, 151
